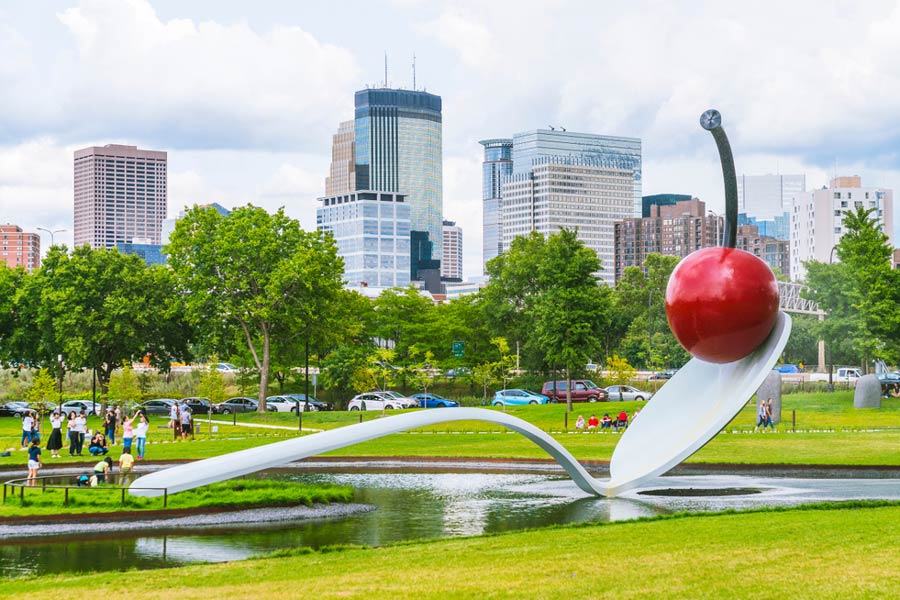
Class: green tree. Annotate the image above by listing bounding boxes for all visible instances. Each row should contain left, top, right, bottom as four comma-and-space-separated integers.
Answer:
481, 229, 614, 390
804, 206, 900, 368
605, 355, 637, 401
26, 368, 57, 410
107, 363, 142, 412
197, 364, 228, 406
28, 246, 190, 398
166, 205, 345, 410
612, 254, 688, 369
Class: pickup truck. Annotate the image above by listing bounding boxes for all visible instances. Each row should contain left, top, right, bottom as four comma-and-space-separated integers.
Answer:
809, 368, 862, 382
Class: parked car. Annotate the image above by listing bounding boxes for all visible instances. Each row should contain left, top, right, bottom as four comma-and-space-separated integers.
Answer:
136, 398, 178, 416
809, 368, 862, 383
348, 391, 417, 411
180, 397, 215, 415
214, 362, 240, 373
605, 385, 653, 402
58, 400, 100, 417
0, 401, 31, 417
266, 395, 316, 413
410, 393, 459, 408
492, 389, 550, 406
648, 369, 678, 381
215, 397, 276, 414
285, 394, 334, 412
776, 363, 800, 373
541, 380, 608, 403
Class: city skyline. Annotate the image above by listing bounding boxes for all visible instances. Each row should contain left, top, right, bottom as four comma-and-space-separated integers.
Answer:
1, 1, 899, 278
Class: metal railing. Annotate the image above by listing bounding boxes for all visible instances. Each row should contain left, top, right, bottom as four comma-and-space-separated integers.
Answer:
2, 475, 169, 507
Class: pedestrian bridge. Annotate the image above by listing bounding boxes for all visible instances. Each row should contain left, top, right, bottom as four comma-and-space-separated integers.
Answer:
778, 281, 822, 315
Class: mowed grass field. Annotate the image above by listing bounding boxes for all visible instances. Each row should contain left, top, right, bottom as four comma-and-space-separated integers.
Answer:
3, 391, 900, 470
5, 502, 900, 599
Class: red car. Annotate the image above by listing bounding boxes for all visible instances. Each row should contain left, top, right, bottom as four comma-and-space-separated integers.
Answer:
541, 380, 609, 403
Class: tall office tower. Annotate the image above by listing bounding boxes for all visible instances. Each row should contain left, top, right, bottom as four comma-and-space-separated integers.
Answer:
353, 89, 443, 283
441, 220, 463, 281
0, 224, 40, 271
790, 176, 894, 281
317, 190, 411, 289
735, 224, 791, 279
511, 129, 642, 216
737, 174, 805, 241
479, 138, 513, 272
325, 120, 356, 196
502, 157, 636, 285
613, 198, 721, 283
73, 144, 167, 250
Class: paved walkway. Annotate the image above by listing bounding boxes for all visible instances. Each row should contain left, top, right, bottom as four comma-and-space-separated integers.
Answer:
206, 419, 322, 433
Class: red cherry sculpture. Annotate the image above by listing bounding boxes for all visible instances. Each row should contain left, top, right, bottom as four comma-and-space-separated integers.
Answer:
665, 247, 779, 364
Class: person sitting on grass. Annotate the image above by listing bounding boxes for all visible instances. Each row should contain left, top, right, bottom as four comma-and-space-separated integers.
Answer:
93, 456, 113, 484
614, 410, 629, 430
600, 414, 612, 429
587, 414, 600, 431
88, 432, 109, 456
575, 415, 585, 431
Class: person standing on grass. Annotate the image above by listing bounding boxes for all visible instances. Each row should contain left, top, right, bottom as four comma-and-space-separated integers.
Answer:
47, 411, 64, 458
134, 413, 149, 460
26, 438, 42, 486
766, 398, 776, 430
754, 400, 768, 433
121, 412, 136, 452
66, 412, 77, 456
119, 449, 135, 485
180, 406, 193, 441
103, 409, 117, 445
74, 411, 87, 455
168, 402, 178, 429
21, 411, 34, 448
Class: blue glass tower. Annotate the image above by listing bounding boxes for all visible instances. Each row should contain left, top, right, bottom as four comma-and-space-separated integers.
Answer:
354, 89, 443, 281
479, 138, 513, 273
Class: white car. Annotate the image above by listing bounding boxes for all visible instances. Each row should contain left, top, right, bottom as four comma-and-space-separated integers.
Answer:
266, 395, 316, 413
348, 391, 418, 411
215, 362, 240, 373
606, 385, 653, 402
58, 400, 100, 417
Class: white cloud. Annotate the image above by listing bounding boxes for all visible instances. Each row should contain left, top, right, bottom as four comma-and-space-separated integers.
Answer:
2, 0, 360, 151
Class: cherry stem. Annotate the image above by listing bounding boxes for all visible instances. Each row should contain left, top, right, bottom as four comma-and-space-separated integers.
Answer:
702, 111, 738, 249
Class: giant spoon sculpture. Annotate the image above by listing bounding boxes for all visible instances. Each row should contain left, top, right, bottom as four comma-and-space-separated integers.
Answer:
131, 110, 791, 499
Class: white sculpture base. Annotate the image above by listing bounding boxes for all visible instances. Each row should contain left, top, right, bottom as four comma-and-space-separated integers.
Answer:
131, 312, 791, 499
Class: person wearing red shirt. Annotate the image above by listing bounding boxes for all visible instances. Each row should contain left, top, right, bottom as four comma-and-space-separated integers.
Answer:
616, 410, 629, 429
587, 415, 600, 430
600, 414, 612, 429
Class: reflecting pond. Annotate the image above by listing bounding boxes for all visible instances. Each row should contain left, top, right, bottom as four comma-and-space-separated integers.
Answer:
4, 469, 900, 579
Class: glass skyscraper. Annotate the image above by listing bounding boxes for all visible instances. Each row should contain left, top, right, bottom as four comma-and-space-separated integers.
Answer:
353, 89, 443, 276
479, 138, 513, 273
737, 174, 805, 241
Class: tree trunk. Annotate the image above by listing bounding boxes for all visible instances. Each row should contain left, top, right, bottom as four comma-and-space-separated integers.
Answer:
258, 327, 270, 411
566, 366, 572, 413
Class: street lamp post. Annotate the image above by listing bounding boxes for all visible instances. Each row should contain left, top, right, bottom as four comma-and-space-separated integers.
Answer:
37, 227, 66, 248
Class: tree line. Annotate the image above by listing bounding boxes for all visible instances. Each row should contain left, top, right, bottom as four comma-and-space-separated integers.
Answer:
0, 204, 893, 410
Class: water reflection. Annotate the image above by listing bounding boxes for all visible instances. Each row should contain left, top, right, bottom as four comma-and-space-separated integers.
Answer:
4, 471, 900, 579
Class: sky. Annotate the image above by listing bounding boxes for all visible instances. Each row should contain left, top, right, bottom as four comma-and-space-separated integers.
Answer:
1, 0, 899, 277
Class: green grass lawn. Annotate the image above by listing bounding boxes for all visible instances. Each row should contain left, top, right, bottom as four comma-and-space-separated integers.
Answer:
5, 502, 900, 598
3, 391, 900, 472
0, 479, 352, 518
